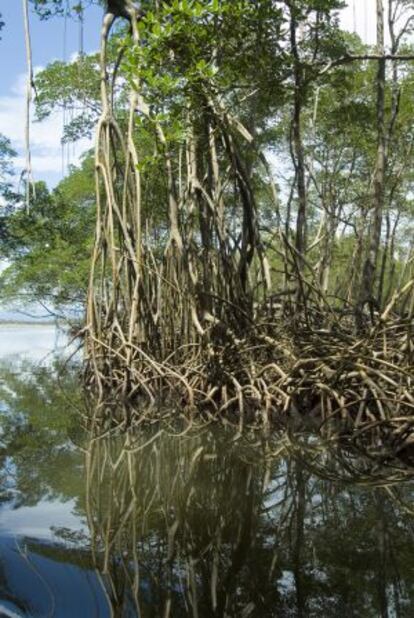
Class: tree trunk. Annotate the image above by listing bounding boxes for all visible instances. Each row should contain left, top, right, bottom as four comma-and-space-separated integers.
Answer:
358, 0, 386, 319
290, 8, 307, 264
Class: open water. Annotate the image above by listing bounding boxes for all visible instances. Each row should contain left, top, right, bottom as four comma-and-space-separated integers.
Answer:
0, 324, 413, 616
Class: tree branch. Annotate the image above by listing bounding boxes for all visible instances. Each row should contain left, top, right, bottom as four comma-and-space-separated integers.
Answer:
320, 53, 414, 75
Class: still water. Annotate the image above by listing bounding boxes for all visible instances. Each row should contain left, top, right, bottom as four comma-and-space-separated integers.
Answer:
0, 325, 413, 617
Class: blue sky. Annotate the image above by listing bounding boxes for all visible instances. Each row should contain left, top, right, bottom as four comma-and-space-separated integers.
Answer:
0, 2, 105, 318
0, 1, 103, 187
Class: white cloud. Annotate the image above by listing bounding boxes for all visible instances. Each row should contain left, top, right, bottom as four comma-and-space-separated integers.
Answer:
0, 69, 93, 186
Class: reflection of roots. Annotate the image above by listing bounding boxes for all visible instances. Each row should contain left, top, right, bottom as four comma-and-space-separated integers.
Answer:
84, 421, 414, 617
85, 426, 279, 617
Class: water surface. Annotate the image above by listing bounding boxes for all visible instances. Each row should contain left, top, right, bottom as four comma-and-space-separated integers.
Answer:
0, 324, 413, 616
0, 323, 67, 361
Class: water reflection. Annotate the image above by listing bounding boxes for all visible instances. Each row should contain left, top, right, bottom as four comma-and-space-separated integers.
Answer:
84, 429, 414, 617
0, 323, 67, 362
0, 360, 413, 616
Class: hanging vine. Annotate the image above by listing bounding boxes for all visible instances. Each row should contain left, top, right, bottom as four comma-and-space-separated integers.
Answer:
22, 0, 35, 210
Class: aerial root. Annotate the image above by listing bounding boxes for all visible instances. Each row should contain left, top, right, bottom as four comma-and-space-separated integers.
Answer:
84, 307, 414, 454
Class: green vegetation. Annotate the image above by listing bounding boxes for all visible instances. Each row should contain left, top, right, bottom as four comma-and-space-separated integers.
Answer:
0, 1, 413, 422
0, 158, 95, 309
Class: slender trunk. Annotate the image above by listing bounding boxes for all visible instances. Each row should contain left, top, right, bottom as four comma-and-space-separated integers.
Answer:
384, 213, 400, 302
348, 220, 364, 304
378, 212, 390, 307
198, 115, 213, 314
290, 10, 307, 263
358, 0, 386, 317
376, 0, 401, 309
318, 203, 337, 294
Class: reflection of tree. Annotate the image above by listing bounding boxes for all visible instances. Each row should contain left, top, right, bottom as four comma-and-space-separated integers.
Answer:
1, 359, 414, 616
0, 360, 84, 506
85, 428, 414, 617
85, 429, 277, 616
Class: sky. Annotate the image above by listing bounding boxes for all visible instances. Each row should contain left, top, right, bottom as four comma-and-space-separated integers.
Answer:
0, 1, 102, 188
0, 0, 377, 189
